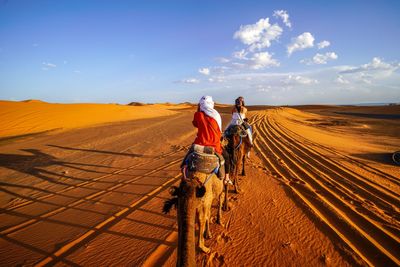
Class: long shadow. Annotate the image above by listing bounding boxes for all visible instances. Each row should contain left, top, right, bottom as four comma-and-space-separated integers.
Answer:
334, 111, 400, 120
351, 152, 397, 166
7, 176, 180, 266
47, 144, 153, 158
1, 207, 175, 266
0, 149, 116, 186
0, 234, 80, 266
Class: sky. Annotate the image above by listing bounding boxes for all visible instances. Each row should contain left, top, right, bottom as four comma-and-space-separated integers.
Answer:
0, 0, 399, 105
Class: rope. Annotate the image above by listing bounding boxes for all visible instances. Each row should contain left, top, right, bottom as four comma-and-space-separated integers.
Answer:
234, 135, 242, 150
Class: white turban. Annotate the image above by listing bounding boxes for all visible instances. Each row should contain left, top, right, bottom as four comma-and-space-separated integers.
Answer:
199, 96, 222, 131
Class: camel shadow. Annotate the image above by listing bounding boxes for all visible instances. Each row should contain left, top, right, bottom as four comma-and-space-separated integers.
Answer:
0, 149, 113, 186
47, 144, 152, 158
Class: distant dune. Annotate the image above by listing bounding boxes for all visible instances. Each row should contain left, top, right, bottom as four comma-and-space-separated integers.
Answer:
128, 102, 146, 106
20, 99, 47, 103
0, 100, 190, 138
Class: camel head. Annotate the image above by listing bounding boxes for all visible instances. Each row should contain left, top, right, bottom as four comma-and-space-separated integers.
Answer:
162, 179, 206, 214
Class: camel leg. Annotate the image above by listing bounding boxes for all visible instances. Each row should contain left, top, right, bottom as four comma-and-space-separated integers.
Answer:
241, 155, 246, 176
197, 211, 210, 253
203, 201, 212, 239
223, 184, 229, 211
233, 171, 240, 194
205, 217, 212, 239
217, 190, 224, 226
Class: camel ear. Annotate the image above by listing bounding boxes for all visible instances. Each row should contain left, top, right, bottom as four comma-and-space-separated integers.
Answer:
162, 197, 178, 214
196, 186, 206, 198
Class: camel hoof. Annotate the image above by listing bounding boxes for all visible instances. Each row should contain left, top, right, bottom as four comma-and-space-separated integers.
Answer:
199, 245, 210, 254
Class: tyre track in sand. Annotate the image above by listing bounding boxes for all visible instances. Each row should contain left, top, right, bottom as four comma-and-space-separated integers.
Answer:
275, 112, 400, 187
250, 109, 400, 266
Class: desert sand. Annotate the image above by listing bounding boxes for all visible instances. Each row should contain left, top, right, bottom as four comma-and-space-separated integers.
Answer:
0, 100, 188, 139
0, 101, 399, 266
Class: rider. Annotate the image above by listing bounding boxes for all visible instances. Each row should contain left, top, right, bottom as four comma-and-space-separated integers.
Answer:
182, 95, 232, 184
226, 96, 253, 150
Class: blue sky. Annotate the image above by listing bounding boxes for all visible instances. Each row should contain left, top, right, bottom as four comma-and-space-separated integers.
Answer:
0, 0, 399, 105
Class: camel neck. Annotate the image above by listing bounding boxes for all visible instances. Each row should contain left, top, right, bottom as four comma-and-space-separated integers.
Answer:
177, 182, 197, 267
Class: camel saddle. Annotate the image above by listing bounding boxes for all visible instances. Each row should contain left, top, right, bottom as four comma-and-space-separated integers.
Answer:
186, 145, 220, 174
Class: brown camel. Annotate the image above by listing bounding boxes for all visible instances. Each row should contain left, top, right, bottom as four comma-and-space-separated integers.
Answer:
224, 125, 250, 195
163, 170, 224, 266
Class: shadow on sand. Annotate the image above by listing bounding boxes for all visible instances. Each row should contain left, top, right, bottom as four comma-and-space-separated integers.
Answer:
47, 144, 152, 158
334, 112, 400, 120
0, 149, 117, 186
351, 152, 397, 166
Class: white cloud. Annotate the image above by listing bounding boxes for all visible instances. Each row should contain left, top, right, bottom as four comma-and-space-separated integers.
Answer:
32, 43, 39, 47
233, 18, 283, 51
189, 60, 400, 105
208, 76, 225, 83
175, 78, 200, 84
42, 62, 56, 68
301, 52, 338, 65
215, 57, 230, 63
287, 32, 315, 56
74, 70, 81, 74
340, 57, 398, 76
233, 49, 248, 60
250, 52, 280, 69
339, 57, 400, 85
198, 68, 210, 75
317, 40, 330, 49
283, 75, 318, 85
335, 75, 350, 84
273, 10, 292, 28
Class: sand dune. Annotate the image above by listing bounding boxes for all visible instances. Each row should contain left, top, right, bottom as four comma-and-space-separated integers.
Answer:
0, 100, 189, 139
0, 104, 399, 266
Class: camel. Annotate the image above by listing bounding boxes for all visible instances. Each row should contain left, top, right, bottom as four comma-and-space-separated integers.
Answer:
163, 169, 224, 266
224, 125, 250, 195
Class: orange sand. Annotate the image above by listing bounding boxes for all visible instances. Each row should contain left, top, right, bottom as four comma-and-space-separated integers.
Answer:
0, 100, 190, 138
0, 103, 399, 266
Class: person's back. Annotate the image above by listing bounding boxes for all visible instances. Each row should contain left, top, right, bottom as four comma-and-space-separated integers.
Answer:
181, 95, 231, 184
226, 96, 253, 157
229, 105, 247, 126
193, 110, 222, 154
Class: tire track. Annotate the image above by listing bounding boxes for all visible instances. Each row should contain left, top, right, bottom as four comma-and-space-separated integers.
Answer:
252, 110, 400, 266
274, 111, 400, 185
265, 118, 400, 216
1, 157, 182, 236
260, 120, 400, 240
